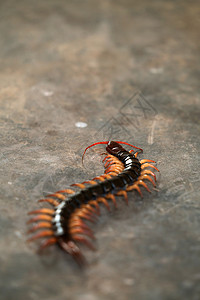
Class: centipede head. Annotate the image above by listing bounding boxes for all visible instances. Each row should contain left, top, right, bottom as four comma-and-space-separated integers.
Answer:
82, 141, 143, 164
106, 141, 125, 155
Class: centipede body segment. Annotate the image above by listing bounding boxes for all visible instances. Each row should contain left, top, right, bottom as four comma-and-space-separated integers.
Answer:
27, 141, 159, 265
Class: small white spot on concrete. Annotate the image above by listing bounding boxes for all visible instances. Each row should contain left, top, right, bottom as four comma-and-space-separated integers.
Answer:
8, 181, 12, 185
124, 278, 135, 286
75, 122, 88, 128
150, 68, 164, 74
42, 90, 54, 97
77, 294, 98, 300
15, 231, 22, 238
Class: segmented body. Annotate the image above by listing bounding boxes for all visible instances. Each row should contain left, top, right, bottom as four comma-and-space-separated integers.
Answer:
27, 141, 159, 264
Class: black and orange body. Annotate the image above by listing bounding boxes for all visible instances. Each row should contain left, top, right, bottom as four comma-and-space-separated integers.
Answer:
27, 141, 159, 265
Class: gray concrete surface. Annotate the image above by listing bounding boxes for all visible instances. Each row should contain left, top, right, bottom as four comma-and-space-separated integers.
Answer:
0, 1, 200, 299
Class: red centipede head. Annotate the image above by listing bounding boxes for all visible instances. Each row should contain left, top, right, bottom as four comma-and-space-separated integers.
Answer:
82, 141, 143, 164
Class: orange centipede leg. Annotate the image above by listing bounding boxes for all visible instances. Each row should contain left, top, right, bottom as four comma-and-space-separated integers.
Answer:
102, 155, 110, 163
38, 237, 57, 252
75, 211, 96, 223
27, 215, 53, 224
97, 197, 111, 211
79, 207, 96, 218
138, 180, 151, 192
140, 159, 156, 164
89, 200, 100, 215
141, 163, 159, 172
105, 166, 121, 174
141, 169, 157, 181
105, 169, 118, 176
93, 176, 105, 182
81, 204, 99, 215
47, 193, 66, 200
106, 194, 117, 208
108, 171, 119, 176
27, 222, 52, 233
69, 219, 94, 233
103, 174, 113, 179
28, 208, 54, 215
126, 184, 143, 197
38, 198, 60, 206
139, 174, 156, 187
109, 165, 123, 172
70, 228, 95, 240
72, 235, 96, 251
71, 183, 86, 189
56, 189, 75, 194
104, 160, 116, 168
116, 190, 128, 204
104, 162, 112, 169
82, 180, 97, 185
105, 174, 113, 178
104, 157, 113, 162
27, 230, 54, 242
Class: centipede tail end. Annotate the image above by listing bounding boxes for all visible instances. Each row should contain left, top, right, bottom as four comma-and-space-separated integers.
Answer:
58, 238, 87, 266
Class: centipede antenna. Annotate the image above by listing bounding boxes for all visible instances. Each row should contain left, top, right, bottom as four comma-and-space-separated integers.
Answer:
82, 141, 109, 165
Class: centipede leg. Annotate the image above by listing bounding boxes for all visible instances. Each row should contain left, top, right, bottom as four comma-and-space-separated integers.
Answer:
82, 180, 96, 185
97, 197, 111, 211
102, 155, 110, 163
106, 194, 117, 208
139, 174, 156, 187
47, 193, 66, 201
141, 163, 159, 172
38, 237, 57, 252
56, 189, 75, 195
72, 235, 96, 251
75, 211, 97, 223
27, 230, 54, 242
140, 169, 157, 181
89, 200, 101, 215
140, 159, 156, 164
105, 166, 123, 174
130, 150, 141, 158
93, 174, 112, 182
138, 180, 151, 193
81, 204, 99, 215
126, 184, 143, 197
70, 227, 95, 240
71, 183, 86, 189
28, 208, 54, 216
38, 198, 60, 207
27, 222, 52, 233
69, 218, 89, 228
116, 190, 128, 204
27, 215, 53, 224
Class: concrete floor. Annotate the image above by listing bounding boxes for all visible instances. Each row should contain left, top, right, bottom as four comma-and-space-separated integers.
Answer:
0, 1, 200, 299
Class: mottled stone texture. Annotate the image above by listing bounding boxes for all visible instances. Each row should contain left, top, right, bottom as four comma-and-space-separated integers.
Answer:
0, 1, 199, 299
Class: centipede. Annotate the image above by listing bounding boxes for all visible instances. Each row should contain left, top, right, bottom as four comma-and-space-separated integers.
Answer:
27, 141, 159, 265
